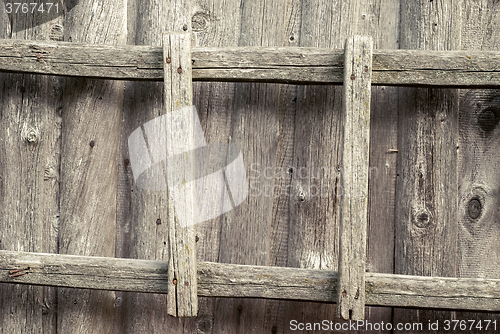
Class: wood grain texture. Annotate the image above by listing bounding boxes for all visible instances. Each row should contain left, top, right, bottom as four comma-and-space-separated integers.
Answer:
1, 251, 500, 311
162, 32, 198, 317
457, 0, 500, 328
394, 0, 460, 331
359, 0, 400, 329
118, 0, 195, 332
0, 6, 62, 334
190, 0, 244, 331
280, 0, 361, 330
3, 39, 500, 86
337, 35, 372, 321
56, 1, 126, 333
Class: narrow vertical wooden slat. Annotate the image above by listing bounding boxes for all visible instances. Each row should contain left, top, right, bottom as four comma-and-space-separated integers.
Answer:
163, 32, 198, 317
337, 35, 373, 321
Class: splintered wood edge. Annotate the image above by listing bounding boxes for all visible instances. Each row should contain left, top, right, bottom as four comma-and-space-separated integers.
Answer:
337, 35, 373, 321
1, 39, 500, 86
163, 32, 198, 317
0, 251, 499, 311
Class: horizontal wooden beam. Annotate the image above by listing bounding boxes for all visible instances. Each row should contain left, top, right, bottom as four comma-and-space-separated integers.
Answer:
1, 39, 500, 86
0, 251, 499, 311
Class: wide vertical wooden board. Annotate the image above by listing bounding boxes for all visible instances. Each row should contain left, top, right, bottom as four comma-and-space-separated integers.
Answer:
0, 6, 62, 334
117, 0, 196, 332
457, 0, 500, 327
395, 0, 460, 331
57, 1, 126, 333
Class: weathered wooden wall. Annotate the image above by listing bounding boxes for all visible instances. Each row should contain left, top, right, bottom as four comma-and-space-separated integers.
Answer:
1, 0, 499, 333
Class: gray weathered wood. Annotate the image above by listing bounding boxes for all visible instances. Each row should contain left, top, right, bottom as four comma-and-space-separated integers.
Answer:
394, 0, 460, 329
0, 9, 62, 334
120, 0, 194, 331
162, 32, 198, 317
457, 0, 500, 327
337, 35, 372, 321
359, 0, 400, 328
1, 251, 500, 311
3, 39, 500, 86
57, 1, 126, 333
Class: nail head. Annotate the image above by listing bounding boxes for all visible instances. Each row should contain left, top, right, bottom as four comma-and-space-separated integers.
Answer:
166, 57, 171, 64
177, 67, 182, 74
89, 141, 95, 147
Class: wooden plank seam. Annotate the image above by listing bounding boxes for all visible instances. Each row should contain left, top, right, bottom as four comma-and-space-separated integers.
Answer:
337, 35, 373, 321
163, 32, 198, 317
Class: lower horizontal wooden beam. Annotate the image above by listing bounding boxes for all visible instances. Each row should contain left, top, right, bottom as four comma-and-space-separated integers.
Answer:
0, 251, 499, 311
2, 39, 500, 86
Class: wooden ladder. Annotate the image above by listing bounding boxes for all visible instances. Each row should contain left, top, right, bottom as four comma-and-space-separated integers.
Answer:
161, 33, 374, 319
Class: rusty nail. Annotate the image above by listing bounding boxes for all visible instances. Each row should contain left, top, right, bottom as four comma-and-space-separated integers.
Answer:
89, 140, 95, 147
166, 57, 171, 64
156, 218, 161, 225
124, 158, 130, 165
185, 281, 189, 286
36, 54, 42, 59
177, 67, 182, 74
364, 66, 368, 72
9, 269, 24, 274
173, 278, 177, 285
342, 290, 347, 298
9, 272, 27, 278
350, 75, 355, 80
182, 24, 188, 31
195, 235, 199, 242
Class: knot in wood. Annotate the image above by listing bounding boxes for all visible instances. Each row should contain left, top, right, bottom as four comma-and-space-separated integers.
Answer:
468, 198, 482, 220
478, 109, 498, 133
192, 12, 211, 32
23, 125, 39, 144
196, 315, 213, 333
26, 129, 38, 143
413, 209, 432, 228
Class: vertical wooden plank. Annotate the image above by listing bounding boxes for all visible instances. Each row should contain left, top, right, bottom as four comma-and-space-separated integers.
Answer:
395, 0, 460, 330
283, 0, 366, 330
191, 0, 303, 332
0, 7, 62, 334
57, 1, 126, 333
163, 32, 198, 317
457, 0, 500, 327
190, 1, 242, 332
360, 1, 400, 328
337, 35, 373, 321
119, 0, 194, 332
